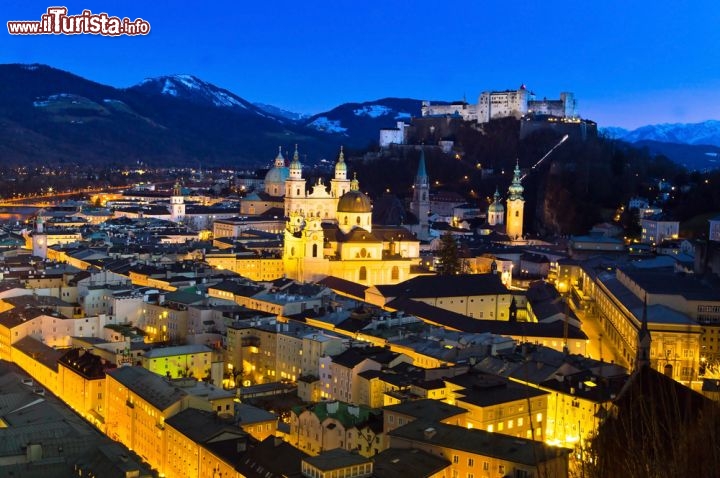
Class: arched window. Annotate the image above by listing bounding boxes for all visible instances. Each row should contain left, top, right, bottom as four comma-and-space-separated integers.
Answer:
290, 246, 295, 257
296, 188, 300, 196
391, 266, 399, 281
312, 244, 318, 258
356, 216, 361, 225
360, 248, 367, 258
344, 216, 348, 225
515, 210, 519, 217
359, 266, 367, 281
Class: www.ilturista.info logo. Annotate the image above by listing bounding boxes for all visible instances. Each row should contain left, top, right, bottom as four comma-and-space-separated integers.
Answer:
7, 7, 150, 36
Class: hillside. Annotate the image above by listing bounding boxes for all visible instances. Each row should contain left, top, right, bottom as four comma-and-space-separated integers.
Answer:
303, 98, 423, 148
0, 64, 338, 167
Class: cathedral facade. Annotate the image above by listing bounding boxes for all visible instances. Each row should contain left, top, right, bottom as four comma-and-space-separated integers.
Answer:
282, 148, 422, 285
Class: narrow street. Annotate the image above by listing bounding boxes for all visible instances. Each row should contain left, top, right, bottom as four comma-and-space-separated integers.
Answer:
572, 303, 630, 369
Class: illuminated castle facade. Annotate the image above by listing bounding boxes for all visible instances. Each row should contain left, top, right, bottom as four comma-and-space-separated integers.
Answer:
422, 86, 576, 124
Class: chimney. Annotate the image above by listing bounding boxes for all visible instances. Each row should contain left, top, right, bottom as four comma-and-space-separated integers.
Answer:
423, 427, 436, 440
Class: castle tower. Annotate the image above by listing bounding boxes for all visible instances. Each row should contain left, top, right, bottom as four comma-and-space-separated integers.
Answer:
636, 294, 652, 370
170, 180, 185, 222
410, 149, 430, 239
330, 146, 351, 199
506, 160, 524, 240
488, 187, 505, 226
285, 145, 306, 216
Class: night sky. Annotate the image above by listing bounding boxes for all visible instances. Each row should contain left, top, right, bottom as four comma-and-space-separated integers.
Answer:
4, 0, 720, 128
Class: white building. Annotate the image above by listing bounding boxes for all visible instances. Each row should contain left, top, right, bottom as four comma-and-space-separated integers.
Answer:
477, 87, 529, 123
641, 215, 679, 245
379, 121, 410, 148
421, 100, 477, 120
422, 87, 577, 124
710, 215, 720, 242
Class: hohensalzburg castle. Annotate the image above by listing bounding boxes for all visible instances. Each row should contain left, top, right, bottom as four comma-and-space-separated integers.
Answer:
421, 85, 576, 123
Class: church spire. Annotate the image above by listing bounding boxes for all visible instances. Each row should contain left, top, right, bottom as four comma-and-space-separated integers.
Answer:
636, 294, 652, 370
289, 144, 303, 179
334, 146, 347, 180
416, 148, 428, 186
508, 159, 524, 200
274, 146, 285, 167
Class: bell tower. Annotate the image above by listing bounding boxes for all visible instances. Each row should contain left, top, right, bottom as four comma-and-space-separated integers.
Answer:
285, 145, 306, 216
170, 180, 185, 222
330, 146, 351, 199
506, 160, 524, 240
411, 148, 430, 240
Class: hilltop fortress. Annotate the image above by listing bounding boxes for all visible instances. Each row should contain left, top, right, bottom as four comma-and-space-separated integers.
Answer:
421, 85, 576, 123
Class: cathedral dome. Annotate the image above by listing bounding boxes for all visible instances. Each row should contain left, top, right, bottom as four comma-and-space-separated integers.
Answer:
337, 190, 372, 213
265, 165, 289, 185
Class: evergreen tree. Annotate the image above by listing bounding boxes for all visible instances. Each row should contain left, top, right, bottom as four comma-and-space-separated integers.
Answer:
438, 232, 460, 275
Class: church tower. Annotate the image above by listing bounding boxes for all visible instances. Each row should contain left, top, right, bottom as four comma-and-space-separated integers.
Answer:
506, 160, 524, 240
636, 294, 652, 370
285, 145, 306, 216
330, 146, 351, 199
32, 215, 47, 259
488, 187, 505, 226
411, 148, 430, 240
170, 180, 185, 222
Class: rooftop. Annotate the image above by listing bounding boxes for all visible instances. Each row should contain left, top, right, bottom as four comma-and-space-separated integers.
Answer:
106, 366, 187, 411
390, 420, 570, 466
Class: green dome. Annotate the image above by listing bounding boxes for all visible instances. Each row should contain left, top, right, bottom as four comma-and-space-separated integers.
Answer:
488, 201, 504, 213
265, 165, 289, 184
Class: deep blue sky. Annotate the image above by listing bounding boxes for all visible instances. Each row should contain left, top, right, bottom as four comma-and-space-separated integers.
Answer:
5, 0, 720, 128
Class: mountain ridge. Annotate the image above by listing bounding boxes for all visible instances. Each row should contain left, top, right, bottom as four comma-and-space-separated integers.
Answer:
602, 120, 720, 147
2, 63, 718, 170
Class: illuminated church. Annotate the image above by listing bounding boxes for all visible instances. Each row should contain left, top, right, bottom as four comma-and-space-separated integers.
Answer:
481, 160, 525, 242
282, 147, 422, 285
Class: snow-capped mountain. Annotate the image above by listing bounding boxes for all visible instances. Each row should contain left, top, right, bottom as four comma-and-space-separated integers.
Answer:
253, 102, 309, 121
0, 63, 346, 166
304, 98, 422, 145
129, 74, 284, 119
602, 120, 720, 147
598, 126, 629, 140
